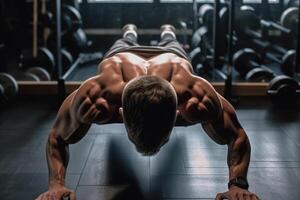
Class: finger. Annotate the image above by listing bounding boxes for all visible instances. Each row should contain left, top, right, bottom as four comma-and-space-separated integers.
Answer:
35, 194, 42, 200
69, 191, 76, 200
40, 194, 48, 200
41, 194, 47, 200
35, 194, 43, 200
237, 192, 244, 200
228, 192, 238, 200
244, 193, 251, 200
42, 193, 50, 200
251, 194, 259, 200
232, 194, 238, 200
215, 193, 226, 200
49, 193, 56, 200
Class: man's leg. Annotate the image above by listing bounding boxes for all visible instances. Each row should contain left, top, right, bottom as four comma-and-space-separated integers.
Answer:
103, 24, 139, 59
158, 25, 189, 60
159, 24, 177, 46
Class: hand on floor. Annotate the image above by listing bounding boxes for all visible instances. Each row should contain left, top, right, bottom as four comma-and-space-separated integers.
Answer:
35, 185, 76, 200
215, 186, 260, 200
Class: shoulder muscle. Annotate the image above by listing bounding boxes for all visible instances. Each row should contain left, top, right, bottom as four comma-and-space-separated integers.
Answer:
182, 77, 222, 124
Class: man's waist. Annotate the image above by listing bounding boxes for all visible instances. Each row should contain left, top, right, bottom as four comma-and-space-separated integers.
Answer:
125, 46, 173, 57
115, 46, 188, 60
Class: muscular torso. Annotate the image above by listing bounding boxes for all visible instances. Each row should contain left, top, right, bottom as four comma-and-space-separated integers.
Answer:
54, 52, 223, 142
78, 52, 221, 125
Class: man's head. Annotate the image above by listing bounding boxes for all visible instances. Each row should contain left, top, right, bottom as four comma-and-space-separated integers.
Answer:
121, 76, 178, 156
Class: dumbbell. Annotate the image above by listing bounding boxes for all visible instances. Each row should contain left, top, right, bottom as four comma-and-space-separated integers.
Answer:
193, 5, 228, 49
191, 6, 234, 70
63, 28, 90, 58
267, 75, 300, 106
49, 5, 82, 33
61, 49, 74, 73
198, 4, 214, 30
248, 37, 296, 76
233, 48, 300, 105
190, 26, 212, 70
19, 47, 56, 76
216, 6, 297, 77
0, 73, 18, 104
49, 48, 74, 75
233, 48, 277, 82
61, 5, 83, 33
48, 28, 89, 59
16, 67, 51, 81
236, 6, 299, 39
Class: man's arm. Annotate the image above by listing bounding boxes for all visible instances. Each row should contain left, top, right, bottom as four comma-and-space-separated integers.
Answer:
36, 80, 106, 200
202, 95, 259, 200
46, 91, 91, 189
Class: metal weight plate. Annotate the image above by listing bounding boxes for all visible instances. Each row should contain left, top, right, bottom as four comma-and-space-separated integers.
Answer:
190, 47, 203, 71
64, 28, 88, 57
20, 47, 55, 75
72, 28, 88, 49
191, 30, 202, 49
236, 6, 260, 37
61, 49, 74, 73
267, 75, 300, 106
219, 7, 229, 57
37, 47, 55, 74
201, 30, 213, 55
281, 50, 296, 76
219, 7, 229, 32
233, 48, 259, 76
62, 5, 82, 32
280, 7, 299, 34
245, 68, 275, 82
18, 73, 40, 81
191, 26, 208, 49
0, 73, 18, 102
198, 4, 214, 28
268, 75, 300, 92
26, 67, 51, 81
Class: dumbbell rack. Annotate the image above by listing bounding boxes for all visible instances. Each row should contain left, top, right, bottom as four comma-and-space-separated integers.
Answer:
4, 0, 300, 107
213, 0, 235, 102
211, 0, 300, 103
53, 0, 89, 102
53, 0, 68, 103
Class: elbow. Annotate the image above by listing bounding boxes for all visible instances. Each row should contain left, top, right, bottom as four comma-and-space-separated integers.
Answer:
228, 130, 251, 151
47, 131, 58, 146
47, 130, 65, 148
241, 131, 251, 150
234, 130, 251, 153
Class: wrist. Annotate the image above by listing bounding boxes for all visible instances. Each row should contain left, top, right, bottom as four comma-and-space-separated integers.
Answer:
228, 177, 249, 190
49, 180, 65, 189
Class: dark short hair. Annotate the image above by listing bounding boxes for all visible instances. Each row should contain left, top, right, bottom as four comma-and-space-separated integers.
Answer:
122, 76, 177, 155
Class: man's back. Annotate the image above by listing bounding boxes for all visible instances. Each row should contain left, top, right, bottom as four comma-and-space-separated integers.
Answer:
86, 51, 220, 125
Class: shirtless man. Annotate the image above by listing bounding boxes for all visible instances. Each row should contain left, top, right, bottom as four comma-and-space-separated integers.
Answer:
36, 24, 260, 200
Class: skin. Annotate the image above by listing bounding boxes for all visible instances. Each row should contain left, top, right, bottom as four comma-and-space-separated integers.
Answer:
36, 52, 260, 200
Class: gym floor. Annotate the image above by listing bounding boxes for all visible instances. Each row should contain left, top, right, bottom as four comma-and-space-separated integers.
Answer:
0, 97, 300, 200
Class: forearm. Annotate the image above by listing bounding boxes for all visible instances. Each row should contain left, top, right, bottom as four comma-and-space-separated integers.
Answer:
46, 131, 70, 188
227, 131, 251, 181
